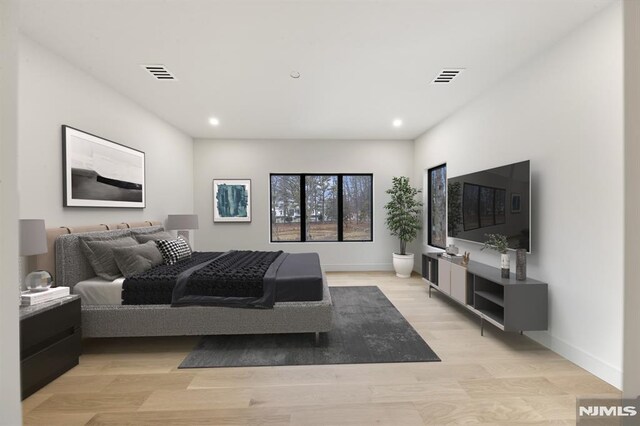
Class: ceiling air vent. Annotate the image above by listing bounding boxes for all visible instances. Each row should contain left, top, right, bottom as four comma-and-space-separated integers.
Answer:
141, 64, 177, 81
432, 69, 464, 84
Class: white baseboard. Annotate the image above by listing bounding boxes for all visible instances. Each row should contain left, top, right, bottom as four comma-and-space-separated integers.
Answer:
526, 330, 622, 389
322, 263, 394, 272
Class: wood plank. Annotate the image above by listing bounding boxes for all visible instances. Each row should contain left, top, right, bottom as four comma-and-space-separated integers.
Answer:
31, 391, 152, 413
459, 377, 568, 398
139, 388, 252, 411
23, 411, 96, 426
102, 373, 196, 393
37, 375, 117, 395
414, 398, 545, 424
288, 402, 424, 425
249, 383, 372, 408
87, 408, 290, 426
189, 365, 337, 389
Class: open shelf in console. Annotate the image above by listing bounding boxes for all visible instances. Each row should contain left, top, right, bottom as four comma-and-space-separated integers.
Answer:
475, 290, 504, 307
474, 276, 504, 306
474, 295, 504, 327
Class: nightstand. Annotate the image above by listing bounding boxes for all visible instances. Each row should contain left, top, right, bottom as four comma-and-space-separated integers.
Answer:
19, 294, 81, 400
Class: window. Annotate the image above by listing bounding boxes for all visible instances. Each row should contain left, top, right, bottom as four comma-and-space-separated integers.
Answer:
270, 175, 301, 241
270, 174, 373, 242
427, 164, 447, 249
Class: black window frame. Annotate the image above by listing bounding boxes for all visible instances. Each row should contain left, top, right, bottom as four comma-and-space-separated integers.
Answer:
270, 173, 374, 243
427, 164, 447, 249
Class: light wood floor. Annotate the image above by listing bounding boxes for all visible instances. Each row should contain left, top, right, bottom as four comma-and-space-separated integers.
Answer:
22, 272, 620, 425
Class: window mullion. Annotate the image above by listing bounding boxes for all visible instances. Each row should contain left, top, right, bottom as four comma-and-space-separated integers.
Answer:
300, 174, 306, 242
337, 175, 344, 241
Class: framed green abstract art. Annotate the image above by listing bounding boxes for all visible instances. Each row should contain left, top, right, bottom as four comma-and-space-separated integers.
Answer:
213, 179, 251, 222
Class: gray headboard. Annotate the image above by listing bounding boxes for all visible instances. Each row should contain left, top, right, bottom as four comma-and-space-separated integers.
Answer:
55, 226, 164, 289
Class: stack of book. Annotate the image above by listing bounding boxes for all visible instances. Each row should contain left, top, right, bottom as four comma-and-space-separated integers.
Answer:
21, 287, 69, 306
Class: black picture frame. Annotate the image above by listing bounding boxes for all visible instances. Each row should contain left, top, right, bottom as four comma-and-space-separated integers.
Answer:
62, 125, 145, 208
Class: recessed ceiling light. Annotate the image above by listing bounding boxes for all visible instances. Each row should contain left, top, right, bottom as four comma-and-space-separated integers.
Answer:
290, 71, 301, 79
209, 117, 220, 126
393, 119, 403, 127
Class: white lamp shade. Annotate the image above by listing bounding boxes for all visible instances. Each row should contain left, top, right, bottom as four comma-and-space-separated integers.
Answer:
19, 219, 47, 256
166, 214, 199, 230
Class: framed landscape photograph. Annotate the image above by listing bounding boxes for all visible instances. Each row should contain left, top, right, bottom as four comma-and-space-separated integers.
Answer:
213, 179, 251, 222
62, 125, 145, 208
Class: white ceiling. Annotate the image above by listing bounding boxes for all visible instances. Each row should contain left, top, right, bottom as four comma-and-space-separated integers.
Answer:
20, 0, 613, 140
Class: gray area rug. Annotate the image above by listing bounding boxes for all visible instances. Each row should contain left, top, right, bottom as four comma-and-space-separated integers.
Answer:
179, 286, 440, 368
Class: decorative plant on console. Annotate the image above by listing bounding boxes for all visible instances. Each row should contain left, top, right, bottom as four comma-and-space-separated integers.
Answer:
481, 233, 510, 278
384, 176, 422, 278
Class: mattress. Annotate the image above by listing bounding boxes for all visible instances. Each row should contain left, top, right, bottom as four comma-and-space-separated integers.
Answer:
73, 276, 125, 305
274, 252, 324, 302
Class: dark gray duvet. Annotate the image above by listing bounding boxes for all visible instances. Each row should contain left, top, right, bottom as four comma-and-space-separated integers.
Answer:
122, 251, 323, 308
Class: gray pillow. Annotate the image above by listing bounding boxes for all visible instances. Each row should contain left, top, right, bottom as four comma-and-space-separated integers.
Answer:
80, 236, 138, 280
134, 231, 173, 244
112, 241, 164, 278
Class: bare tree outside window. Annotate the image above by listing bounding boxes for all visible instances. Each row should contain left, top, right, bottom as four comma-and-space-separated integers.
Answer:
270, 174, 373, 242
343, 175, 372, 241
270, 175, 301, 241
305, 175, 338, 241
428, 164, 447, 248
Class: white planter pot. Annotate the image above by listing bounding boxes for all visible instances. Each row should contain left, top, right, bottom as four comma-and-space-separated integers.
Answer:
392, 253, 414, 278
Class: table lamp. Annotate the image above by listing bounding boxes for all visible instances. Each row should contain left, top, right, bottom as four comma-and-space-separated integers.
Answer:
20, 219, 51, 292
166, 214, 199, 244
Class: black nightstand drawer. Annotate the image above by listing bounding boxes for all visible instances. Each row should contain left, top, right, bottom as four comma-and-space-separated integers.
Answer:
20, 298, 80, 356
21, 331, 81, 399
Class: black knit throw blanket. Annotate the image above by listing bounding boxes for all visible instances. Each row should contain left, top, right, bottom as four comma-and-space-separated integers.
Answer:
185, 250, 283, 298
122, 251, 284, 307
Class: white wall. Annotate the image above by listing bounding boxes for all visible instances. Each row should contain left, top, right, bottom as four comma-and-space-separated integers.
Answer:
18, 36, 194, 227
623, 0, 640, 399
414, 3, 624, 387
193, 139, 414, 270
0, 0, 22, 423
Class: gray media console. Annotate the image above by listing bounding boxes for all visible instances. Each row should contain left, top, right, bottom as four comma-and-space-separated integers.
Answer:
422, 252, 548, 335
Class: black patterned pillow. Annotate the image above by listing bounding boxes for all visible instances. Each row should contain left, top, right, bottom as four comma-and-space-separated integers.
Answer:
156, 237, 192, 265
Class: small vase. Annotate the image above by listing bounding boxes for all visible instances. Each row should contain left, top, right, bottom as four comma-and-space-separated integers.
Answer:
501, 253, 510, 278
516, 249, 527, 281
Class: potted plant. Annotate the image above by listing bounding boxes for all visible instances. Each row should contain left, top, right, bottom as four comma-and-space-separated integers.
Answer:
384, 176, 423, 278
481, 233, 510, 278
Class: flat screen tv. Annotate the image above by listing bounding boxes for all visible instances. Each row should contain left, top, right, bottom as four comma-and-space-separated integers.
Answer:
447, 160, 530, 252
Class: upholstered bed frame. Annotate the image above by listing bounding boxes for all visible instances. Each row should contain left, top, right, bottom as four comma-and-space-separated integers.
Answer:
37, 222, 333, 338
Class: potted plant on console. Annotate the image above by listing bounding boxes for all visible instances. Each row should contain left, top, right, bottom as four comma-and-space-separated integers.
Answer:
481, 233, 510, 278
384, 176, 422, 278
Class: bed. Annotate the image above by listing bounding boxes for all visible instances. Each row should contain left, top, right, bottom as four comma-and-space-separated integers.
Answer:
46, 223, 333, 338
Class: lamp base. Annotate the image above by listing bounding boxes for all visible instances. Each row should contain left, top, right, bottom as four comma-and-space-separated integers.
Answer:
25, 270, 53, 292
176, 230, 190, 245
